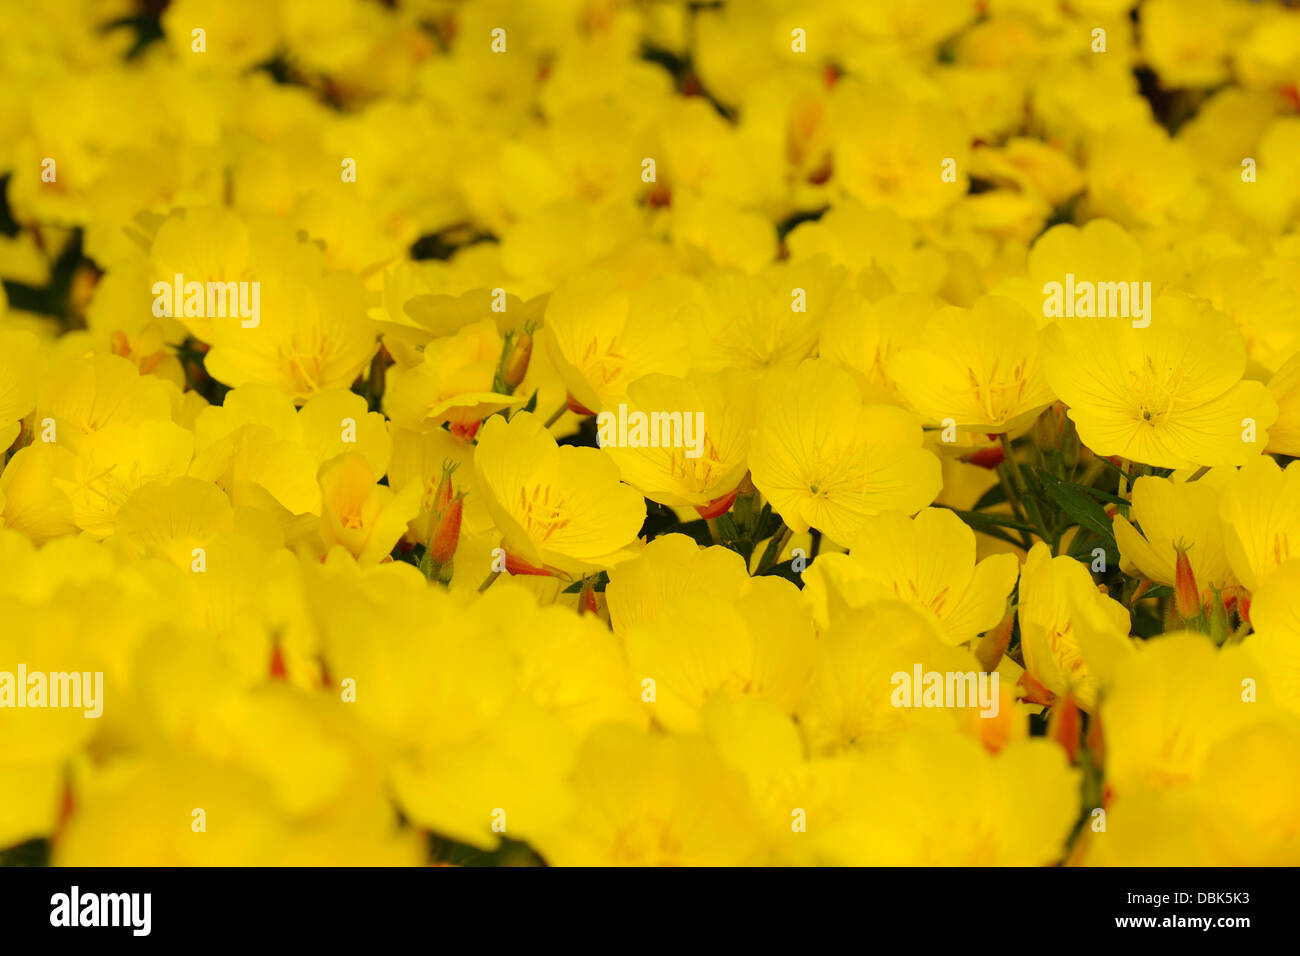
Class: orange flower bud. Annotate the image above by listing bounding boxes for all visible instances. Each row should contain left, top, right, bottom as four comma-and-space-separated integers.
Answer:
1048, 693, 1081, 763
566, 393, 595, 416
1018, 670, 1056, 707
695, 488, 738, 520
975, 610, 1015, 672
1174, 542, 1200, 621
426, 461, 463, 568
966, 445, 1005, 469
579, 581, 599, 616
504, 551, 554, 576
428, 496, 463, 566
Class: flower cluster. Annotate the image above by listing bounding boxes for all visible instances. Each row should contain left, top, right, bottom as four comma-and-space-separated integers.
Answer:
1, 0, 1299, 866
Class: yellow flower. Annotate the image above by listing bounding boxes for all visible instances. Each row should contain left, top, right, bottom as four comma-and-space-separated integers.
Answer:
529, 725, 762, 866
473, 411, 645, 577
818, 291, 939, 404
1267, 350, 1300, 456
1101, 632, 1276, 795
0, 444, 77, 543
1140, 0, 1248, 89
318, 452, 420, 567
542, 270, 693, 415
1081, 720, 1300, 865
749, 360, 942, 546
622, 577, 815, 733
830, 82, 970, 221
808, 732, 1080, 866
1217, 456, 1300, 590
0, 329, 41, 452
1113, 474, 1237, 604
1249, 557, 1300, 717
889, 295, 1057, 433
598, 369, 756, 511
803, 507, 1019, 644
203, 272, 379, 404
1084, 122, 1201, 228
1017, 543, 1133, 711
796, 601, 995, 754
384, 317, 526, 431
688, 255, 847, 376
605, 533, 753, 641
1042, 294, 1277, 468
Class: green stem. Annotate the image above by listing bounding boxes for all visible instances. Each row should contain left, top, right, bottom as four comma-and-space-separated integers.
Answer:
756, 524, 793, 574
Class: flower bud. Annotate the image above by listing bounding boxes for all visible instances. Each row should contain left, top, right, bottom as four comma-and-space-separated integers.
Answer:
425, 461, 463, 572
966, 444, 1005, 469
696, 488, 738, 520
1048, 693, 1082, 764
579, 581, 599, 616
1173, 542, 1201, 621
502, 330, 533, 390
975, 609, 1014, 672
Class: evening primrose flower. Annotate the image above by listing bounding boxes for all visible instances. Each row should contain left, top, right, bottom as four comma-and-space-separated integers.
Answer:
1102, 632, 1273, 795
1084, 122, 1201, 228
598, 369, 756, 512
1042, 294, 1277, 469
622, 577, 816, 733
0, 444, 77, 543
383, 317, 527, 432
809, 732, 1080, 866
1217, 456, 1300, 590
605, 533, 753, 641
797, 601, 995, 754
749, 360, 942, 546
687, 255, 848, 376
318, 452, 420, 567
111, 476, 236, 569
1249, 558, 1300, 716
1079, 720, 1300, 865
528, 725, 763, 866
473, 411, 645, 578
993, 217, 1146, 325
0, 329, 40, 452
35, 352, 177, 453
1113, 475, 1237, 606
830, 81, 970, 221
888, 295, 1057, 433
1018, 543, 1133, 711
203, 271, 380, 404
818, 291, 939, 404
1140, 0, 1248, 90
802, 508, 1019, 644
542, 269, 693, 415
1266, 350, 1300, 456
190, 386, 390, 520
785, 201, 948, 296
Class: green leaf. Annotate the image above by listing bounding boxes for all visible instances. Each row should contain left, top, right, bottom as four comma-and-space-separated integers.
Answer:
1040, 474, 1116, 542
971, 482, 1008, 511
941, 508, 1036, 534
